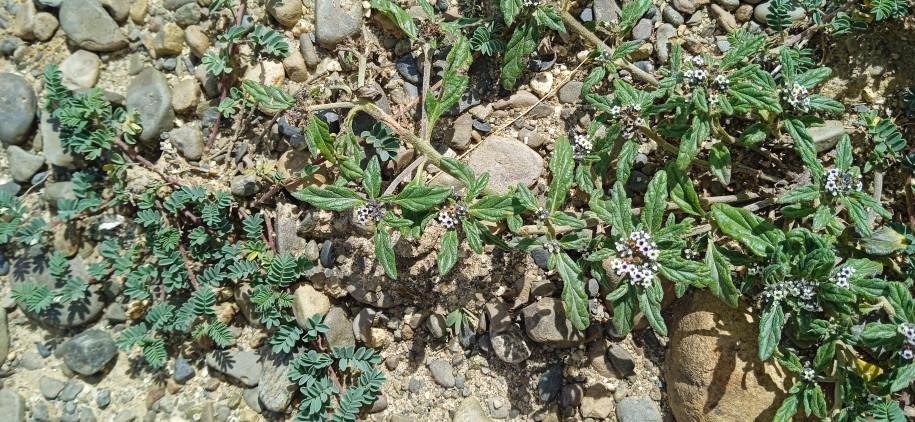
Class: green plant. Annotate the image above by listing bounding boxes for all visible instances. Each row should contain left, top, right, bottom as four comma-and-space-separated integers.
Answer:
498, 0, 566, 89
361, 122, 401, 161
469, 23, 504, 55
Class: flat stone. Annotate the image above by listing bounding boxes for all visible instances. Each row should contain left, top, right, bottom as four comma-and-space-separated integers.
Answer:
173, 357, 196, 384
580, 384, 614, 419
59, 0, 127, 51
631, 18, 653, 40
433, 136, 543, 194
558, 81, 583, 103
806, 120, 846, 152
61, 330, 116, 375
60, 50, 101, 89
0, 73, 37, 145
530, 72, 553, 97
11, 247, 104, 327
205, 350, 262, 387
257, 348, 296, 412
537, 365, 563, 402
292, 284, 331, 329
171, 78, 200, 114
154, 22, 184, 56
662, 5, 684, 25
127, 68, 174, 144
40, 376, 66, 400
485, 301, 531, 363
452, 396, 493, 422
7, 146, 44, 183
323, 307, 356, 350
184, 25, 209, 58
521, 298, 587, 348
428, 359, 455, 388
607, 344, 636, 376
0, 390, 25, 422
617, 396, 662, 422
41, 111, 80, 169
315, 0, 362, 49
32, 12, 59, 42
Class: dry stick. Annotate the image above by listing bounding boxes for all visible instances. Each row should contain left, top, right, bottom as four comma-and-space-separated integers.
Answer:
559, 11, 659, 87
420, 44, 433, 143
264, 210, 277, 253
204, 0, 248, 154
253, 175, 300, 206
393, 80, 443, 120
868, 170, 885, 226
781, 0, 857, 48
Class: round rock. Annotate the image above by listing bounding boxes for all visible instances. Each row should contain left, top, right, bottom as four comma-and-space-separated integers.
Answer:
168, 126, 204, 160
0, 73, 37, 145
60, 50, 101, 89
432, 136, 543, 194
7, 146, 45, 183
127, 68, 174, 144
291, 284, 331, 329
59, 0, 128, 51
267, 0, 303, 28
62, 329, 117, 376
315, 0, 363, 49
428, 359, 455, 388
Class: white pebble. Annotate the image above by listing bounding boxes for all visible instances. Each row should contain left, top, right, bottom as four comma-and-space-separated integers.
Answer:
530, 71, 553, 97
576, 50, 590, 62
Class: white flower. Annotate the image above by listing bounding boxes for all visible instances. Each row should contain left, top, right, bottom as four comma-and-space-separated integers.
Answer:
801, 368, 815, 382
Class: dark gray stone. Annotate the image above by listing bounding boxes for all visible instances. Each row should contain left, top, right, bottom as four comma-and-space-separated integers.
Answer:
560, 383, 584, 408
58, 379, 84, 401
628, 171, 649, 193
521, 298, 587, 348
537, 365, 563, 402
127, 68, 174, 144
319, 240, 333, 267
174, 3, 200, 27
96, 390, 111, 408
173, 357, 196, 384
0, 182, 21, 197
631, 18, 653, 40
662, 5, 684, 25
0, 73, 36, 145
58, 0, 127, 51
530, 248, 549, 270
62, 330, 116, 376
396, 53, 420, 84
169, 126, 204, 160
558, 81, 583, 104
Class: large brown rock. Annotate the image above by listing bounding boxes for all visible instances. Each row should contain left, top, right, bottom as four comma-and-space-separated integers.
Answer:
666, 290, 792, 421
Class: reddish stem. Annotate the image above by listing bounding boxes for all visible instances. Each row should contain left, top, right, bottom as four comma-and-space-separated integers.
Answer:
264, 211, 277, 253
253, 175, 300, 206
204, 0, 248, 154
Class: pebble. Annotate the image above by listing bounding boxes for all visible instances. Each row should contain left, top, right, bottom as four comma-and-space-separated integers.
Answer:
154, 22, 185, 56
628, 170, 649, 192
184, 25, 209, 58
710, 4, 738, 32
41, 111, 78, 169
672, 0, 697, 14
580, 384, 614, 418
754, 0, 806, 24
315, 0, 363, 49
32, 12, 58, 41
205, 350, 262, 387
127, 68, 174, 144
257, 349, 295, 412
129, 0, 148, 23
283, 48, 309, 82
21, 350, 44, 369
560, 383, 584, 408
0, 390, 25, 422
174, 2, 200, 27
60, 50, 101, 89
0, 182, 20, 197
655, 24, 676, 64
7, 146, 45, 183
530, 72, 553, 97
396, 53, 420, 84
113, 409, 136, 422
62, 330, 116, 376
537, 365, 563, 402
593, 0, 622, 24
292, 284, 331, 329
0, 73, 37, 145
426, 313, 447, 338
173, 357, 196, 384
230, 174, 258, 197
453, 396, 492, 422
662, 5, 684, 25
607, 344, 636, 376
518, 127, 545, 148
0, 37, 22, 56
169, 126, 204, 160
171, 78, 200, 114
631, 18, 653, 40
96, 390, 111, 408
445, 114, 473, 150
717, 39, 732, 52
267, 0, 302, 28
428, 359, 456, 388
807, 120, 846, 152
59, 0, 127, 51
493, 91, 538, 110
558, 81, 583, 103
300, 34, 319, 68
735, 4, 753, 21
58, 379, 84, 401
522, 298, 586, 347
323, 307, 356, 349
617, 396, 662, 422
13, 0, 37, 40
39, 377, 64, 399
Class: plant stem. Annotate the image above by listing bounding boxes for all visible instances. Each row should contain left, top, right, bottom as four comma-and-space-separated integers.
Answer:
204, 0, 248, 154
559, 11, 659, 87
420, 44, 432, 143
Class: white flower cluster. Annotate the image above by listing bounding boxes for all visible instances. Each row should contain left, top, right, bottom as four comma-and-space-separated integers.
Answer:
747, 264, 763, 276
866, 394, 883, 405
801, 367, 816, 382
544, 239, 562, 254
897, 323, 915, 360
824, 168, 863, 196
523, 0, 539, 6
573, 134, 594, 155
610, 231, 661, 288
437, 209, 457, 228
830, 266, 856, 288
761, 279, 820, 311
783, 82, 811, 112
609, 103, 645, 140
535, 207, 550, 221
682, 56, 730, 106
355, 201, 385, 225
